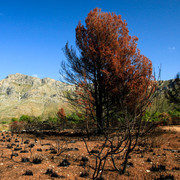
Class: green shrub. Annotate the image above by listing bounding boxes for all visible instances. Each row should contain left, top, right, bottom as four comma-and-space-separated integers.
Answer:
19, 115, 32, 122
142, 111, 151, 121
66, 112, 82, 124
48, 116, 58, 123
1, 121, 8, 124
151, 112, 161, 122
30, 116, 43, 124
143, 110, 180, 125
143, 111, 161, 122
11, 117, 18, 122
168, 110, 180, 117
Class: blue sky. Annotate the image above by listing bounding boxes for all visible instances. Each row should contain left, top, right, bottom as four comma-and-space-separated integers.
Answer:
0, 0, 179, 81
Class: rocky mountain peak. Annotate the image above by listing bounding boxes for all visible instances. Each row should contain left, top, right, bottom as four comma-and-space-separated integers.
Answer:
0, 73, 73, 121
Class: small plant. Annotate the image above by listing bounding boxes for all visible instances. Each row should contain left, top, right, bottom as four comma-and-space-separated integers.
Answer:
51, 139, 68, 156
19, 115, 32, 122
1, 121, 7, 124
66, 112, 82, 125
168, 110, 180, 117
57, 107, 66, 130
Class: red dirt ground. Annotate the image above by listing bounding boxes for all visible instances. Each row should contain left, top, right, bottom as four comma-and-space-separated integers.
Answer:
0, 126, 179, 180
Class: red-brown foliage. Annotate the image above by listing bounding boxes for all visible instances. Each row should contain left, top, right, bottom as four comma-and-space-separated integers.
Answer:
57, 108, 66, 120
62, 8, 156, 132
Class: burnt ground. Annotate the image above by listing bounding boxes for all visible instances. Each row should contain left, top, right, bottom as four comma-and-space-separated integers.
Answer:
0, 126, 179, 180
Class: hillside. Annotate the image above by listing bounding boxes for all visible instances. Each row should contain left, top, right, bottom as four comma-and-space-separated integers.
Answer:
0, 73, 74, 121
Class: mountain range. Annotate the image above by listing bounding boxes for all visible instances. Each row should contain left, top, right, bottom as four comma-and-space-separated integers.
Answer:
0, 73, 74, 122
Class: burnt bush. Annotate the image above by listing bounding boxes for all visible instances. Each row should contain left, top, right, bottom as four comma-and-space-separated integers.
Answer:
21, 157, 30, 163
24, 140, 30, 144
20, 150, 29, 153
45, 168, 53, 174
14, 147, 22, 151
154, 174, 174, 180
80, 171, 89, 178
32, 156, 42, 164
23, 170, 33, 176
45, 169, 65, 178
11, 153, 18, 158
150, 164, 166, 172
28, 143, 35, 148
58, 159, 70, 167
146, 158, 152, 162
37, 148, 42, 152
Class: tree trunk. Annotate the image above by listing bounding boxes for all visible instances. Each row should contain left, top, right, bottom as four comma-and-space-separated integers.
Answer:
97, 66, 103, 134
